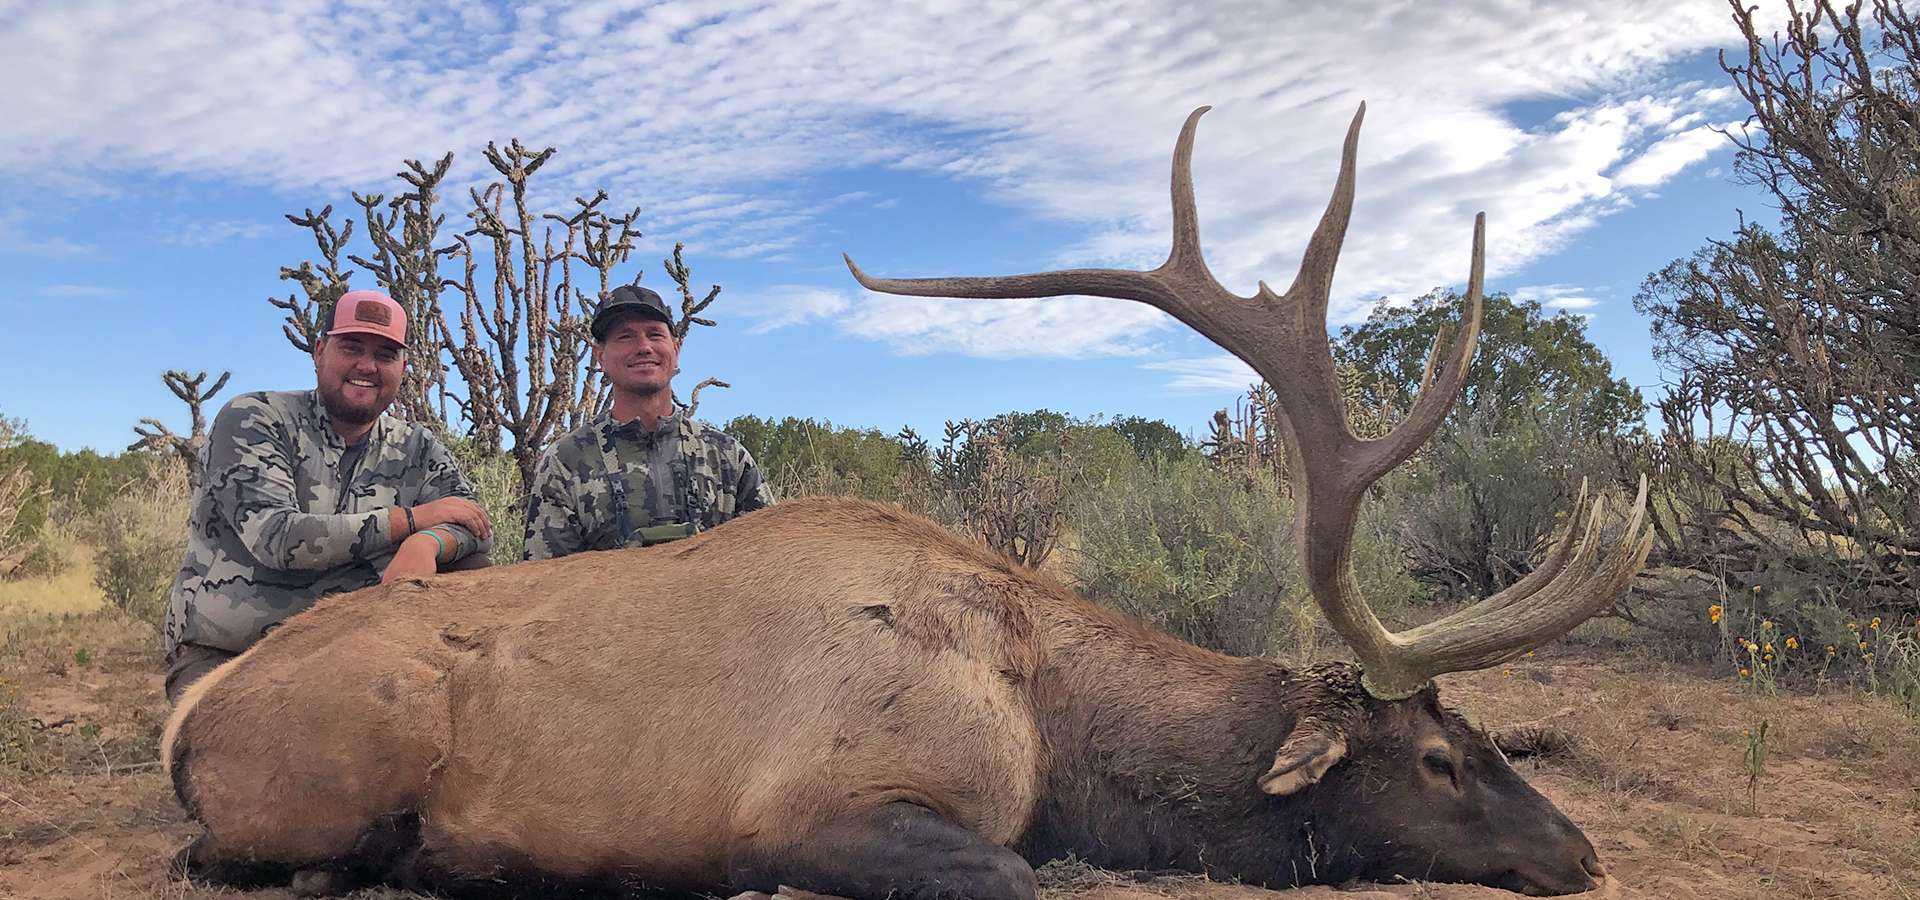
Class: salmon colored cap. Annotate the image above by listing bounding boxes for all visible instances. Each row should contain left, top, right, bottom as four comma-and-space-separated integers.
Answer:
327, 291, 407, 347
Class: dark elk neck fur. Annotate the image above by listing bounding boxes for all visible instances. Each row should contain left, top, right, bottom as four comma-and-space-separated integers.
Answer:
1014, 589, 1370, 887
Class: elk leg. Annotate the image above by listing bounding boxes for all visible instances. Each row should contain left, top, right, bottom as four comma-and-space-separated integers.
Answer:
290, 811, 421, 895
169, 833, 290, 888
726, 802, 1035, 900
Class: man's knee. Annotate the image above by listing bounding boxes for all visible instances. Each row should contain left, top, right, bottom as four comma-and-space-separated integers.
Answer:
440, 553, 492, 573
165, 643, 238, 705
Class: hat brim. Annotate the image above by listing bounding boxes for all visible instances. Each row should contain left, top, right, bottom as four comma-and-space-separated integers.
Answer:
591, 305, 674, 340
325, 326, 407, 348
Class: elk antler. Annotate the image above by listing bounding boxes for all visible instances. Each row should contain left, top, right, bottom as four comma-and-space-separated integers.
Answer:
845, 104, 1654, 699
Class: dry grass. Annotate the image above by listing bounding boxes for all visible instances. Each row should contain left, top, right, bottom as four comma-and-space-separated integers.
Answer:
1037, 859, 1207, 899
0, 540, 107, 619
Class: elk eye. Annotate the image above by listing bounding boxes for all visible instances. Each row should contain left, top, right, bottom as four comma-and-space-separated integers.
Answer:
1422, 751, 1458, 786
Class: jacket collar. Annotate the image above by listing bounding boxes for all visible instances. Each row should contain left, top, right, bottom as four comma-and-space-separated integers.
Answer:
306, 389, 390, 450
602, 406, 694, 443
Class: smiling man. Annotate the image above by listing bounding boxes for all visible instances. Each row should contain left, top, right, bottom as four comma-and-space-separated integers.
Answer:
160, 290, 494, 703
523, 284, 772, 560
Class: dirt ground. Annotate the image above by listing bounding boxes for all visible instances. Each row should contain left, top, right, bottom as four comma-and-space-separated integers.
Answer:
3, 613, 1917, 900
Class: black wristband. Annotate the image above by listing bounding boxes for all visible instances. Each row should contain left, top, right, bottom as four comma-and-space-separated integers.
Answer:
403, 506, 417, 536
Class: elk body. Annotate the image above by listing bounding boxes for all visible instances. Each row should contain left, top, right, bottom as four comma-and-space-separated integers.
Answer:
164, 105, 1651, 899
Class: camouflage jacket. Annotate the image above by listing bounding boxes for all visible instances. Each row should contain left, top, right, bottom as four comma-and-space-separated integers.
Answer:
523, 408, 773, 560
163, 390, 490, 654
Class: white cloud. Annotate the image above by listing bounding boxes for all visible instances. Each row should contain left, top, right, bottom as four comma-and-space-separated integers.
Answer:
1612, 122, 1738, 187
734, 285, 852, 334
1142, 356, 1260, 392
1548, 297, 1601, 310
166, 220, 274, 246
1513, 284, 1604, 312
0, 213, 90, 256
0, 0, 1776, 353
839, 294, 1171, 359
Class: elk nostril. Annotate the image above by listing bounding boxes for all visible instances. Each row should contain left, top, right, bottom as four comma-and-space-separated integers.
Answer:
1581, 851, 1607, 879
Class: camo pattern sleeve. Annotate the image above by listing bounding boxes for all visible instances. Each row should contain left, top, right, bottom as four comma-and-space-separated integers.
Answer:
163, 390, 492, 654
522, 433, 596, 561
715, 425, 774, 517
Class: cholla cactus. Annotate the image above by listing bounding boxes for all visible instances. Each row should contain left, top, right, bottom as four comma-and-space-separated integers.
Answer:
129, 369, 230, 488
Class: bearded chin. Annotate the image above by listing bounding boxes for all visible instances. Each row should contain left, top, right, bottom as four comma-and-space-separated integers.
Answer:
320, 384, 386, 427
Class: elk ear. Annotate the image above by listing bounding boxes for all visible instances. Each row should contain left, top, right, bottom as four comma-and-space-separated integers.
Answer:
1259, 729, 1348, 796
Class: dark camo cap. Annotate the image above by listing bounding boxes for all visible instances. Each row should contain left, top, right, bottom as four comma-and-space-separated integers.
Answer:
591, 285, 672, 340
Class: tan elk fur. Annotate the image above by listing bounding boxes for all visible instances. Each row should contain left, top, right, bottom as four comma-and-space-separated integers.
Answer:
163, 497, 1121, 885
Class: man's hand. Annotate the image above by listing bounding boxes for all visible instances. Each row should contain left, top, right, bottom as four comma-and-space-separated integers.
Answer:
412, 497, 493, 541
381, 533, 441, 583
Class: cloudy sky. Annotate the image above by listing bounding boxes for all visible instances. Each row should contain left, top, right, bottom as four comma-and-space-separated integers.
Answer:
0, 0, 1777, 452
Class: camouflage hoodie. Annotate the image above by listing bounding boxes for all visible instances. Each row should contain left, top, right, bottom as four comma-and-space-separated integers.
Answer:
523, 408, 773, 560
163, 390, 490, 653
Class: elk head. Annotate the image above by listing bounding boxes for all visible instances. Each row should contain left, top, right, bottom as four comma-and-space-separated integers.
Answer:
846, 103, 1652, 893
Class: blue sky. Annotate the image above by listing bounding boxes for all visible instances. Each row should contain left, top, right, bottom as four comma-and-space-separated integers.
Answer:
0, 0, 1781, 454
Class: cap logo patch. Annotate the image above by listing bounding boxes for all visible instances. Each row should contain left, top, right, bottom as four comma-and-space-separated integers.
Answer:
354, 301, 393, 326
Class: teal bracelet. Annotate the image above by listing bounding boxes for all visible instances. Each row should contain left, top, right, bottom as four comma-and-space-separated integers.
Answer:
422, 528, 447, 561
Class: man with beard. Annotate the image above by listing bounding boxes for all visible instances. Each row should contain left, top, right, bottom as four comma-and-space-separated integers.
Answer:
160, 290, 494, 703
523, 284, 772, 560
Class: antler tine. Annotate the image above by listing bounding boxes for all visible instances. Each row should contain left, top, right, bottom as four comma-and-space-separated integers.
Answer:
1166, 106, 1212, 273
1473, 478, 1595, 616
1355, 213, 1485, 484
1374, 476, 1655, 690
1277, 102, 1365, 328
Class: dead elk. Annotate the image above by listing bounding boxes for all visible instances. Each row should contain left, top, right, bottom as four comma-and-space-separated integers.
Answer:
163, 104, 1650, 899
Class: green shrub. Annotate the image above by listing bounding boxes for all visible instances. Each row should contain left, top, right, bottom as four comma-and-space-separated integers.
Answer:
726, 415, 909, 497
1066, 456, 1295, 656
7, 518, 74, 581
87, 458, 190, 619
1067, 451, 1426, 659
452, 444, 525, 565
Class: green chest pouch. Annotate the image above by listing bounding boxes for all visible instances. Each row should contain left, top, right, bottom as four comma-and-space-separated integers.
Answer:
633, 522, 696, 546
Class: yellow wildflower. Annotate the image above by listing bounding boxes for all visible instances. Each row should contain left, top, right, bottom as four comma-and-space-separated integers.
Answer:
1761, 620, 1774, 631
1785, 637, 1799, 650
1753, 585, 1763, 594
1848, 622, 1860, 632
1860, 641, 1870, 651
1763, 653, 1774, 663
1827, 644, 1838, 656
1871, 617, 1882, 631
1502, 668, 1513, 678
1739, 667, 1752, 678
1709, 604, 1723, 624
1763, 642, 1774, 655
